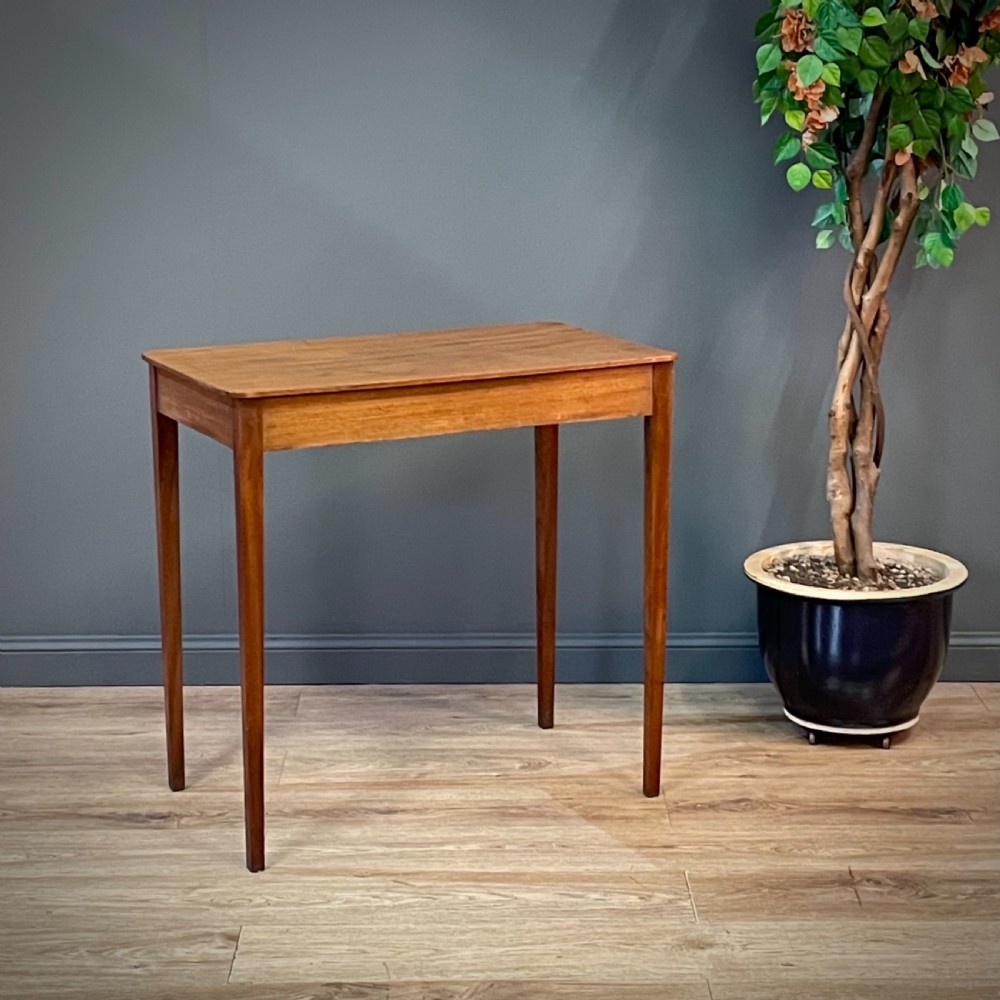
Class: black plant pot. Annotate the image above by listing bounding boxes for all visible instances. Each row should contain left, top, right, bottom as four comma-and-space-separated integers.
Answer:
744, 542, 967, 744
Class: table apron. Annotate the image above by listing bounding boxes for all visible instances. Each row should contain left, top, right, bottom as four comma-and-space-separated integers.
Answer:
254, 365, 652, 450
156, 370, 234, 447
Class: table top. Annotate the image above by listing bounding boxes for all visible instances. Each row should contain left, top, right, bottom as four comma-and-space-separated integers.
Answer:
143, 322, 675, 399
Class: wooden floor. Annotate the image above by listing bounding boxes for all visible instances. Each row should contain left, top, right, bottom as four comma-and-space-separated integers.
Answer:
0, 683, 997, 1000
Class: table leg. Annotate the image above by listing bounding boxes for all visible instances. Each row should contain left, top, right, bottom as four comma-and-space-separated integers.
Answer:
233, 404, 266, 872
150, 370, 185, 792
643, 363, 673, 797
535, 424, 558, 729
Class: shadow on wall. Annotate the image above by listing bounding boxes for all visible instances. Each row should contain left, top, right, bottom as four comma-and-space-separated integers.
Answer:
570, 0, 831, 628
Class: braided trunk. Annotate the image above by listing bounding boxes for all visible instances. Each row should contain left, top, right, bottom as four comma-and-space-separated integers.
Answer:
826, 94, 921, 582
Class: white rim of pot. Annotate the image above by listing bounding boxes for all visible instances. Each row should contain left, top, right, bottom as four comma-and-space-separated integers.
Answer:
743, 540, 968, 602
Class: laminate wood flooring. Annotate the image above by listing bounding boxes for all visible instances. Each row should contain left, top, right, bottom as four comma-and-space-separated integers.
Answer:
1, 683, 996, 999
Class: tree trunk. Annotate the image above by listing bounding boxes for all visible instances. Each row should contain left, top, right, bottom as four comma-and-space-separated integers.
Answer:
826, 156, 920, 582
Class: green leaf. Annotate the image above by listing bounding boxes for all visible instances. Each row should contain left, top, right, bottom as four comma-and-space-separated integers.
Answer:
759, 92, 780, 125
812, 169, 834, 189
885, 10, 909, 43
839, 55, 861, 81
972, 119, 1000, 142
941, 183, 964, 212
891, 94, 920, 121
774, 132, 802, 164
861, 7, 887, 26
975, 206, 991, 227
787, 163, 813, 191
857, 68, 879, 92
907, 17, 930, 42
796, 54, 824, 86
818, 0, 861, 31
945, 87, 976, 113
816, 229, 836, 249
923, 231, 955, 269
821, 62, 842, 86
946, 112, 967, 141
911, 108, 941, 141
954, 202, 977, 233
919, 44, 942, 69
812, 203, 837, 226
756, 43, 783, 75
922, 86, 945, 111
836, 26, 863, 54
961, 132, 979, 158
754, 11, 777, 39
815, 35, 848, 61
805, 141, 839, 169
911, 137, 935, 159
954, 152, 979, 180
859, 36, 891, 68
888, 123, 914, 150
785, 109, 807, 131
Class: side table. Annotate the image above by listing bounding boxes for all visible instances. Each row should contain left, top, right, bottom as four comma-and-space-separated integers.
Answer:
144, 322, 676, 870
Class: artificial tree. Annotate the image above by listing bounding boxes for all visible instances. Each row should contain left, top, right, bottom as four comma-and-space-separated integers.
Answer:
753, 0, 1000, 583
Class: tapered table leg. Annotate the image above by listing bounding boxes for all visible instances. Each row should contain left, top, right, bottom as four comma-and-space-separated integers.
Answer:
535, 425, 558, 729
643, 364, 673, 797
150, 370, 185, 792
233, 404, 266, 872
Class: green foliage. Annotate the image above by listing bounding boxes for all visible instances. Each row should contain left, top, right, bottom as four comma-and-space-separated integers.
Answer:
787, 162, 814, 189
753, 0, 1000, 268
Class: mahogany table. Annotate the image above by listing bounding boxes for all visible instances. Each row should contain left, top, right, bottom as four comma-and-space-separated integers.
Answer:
144, 322, 676, 871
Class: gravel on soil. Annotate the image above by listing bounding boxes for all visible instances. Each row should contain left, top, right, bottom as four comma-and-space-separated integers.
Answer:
766, 554, 939, 592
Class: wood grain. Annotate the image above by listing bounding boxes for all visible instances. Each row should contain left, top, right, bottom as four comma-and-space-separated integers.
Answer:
227, 919, 998, 985
142, 322, 676, 399
534, 424, 558, 729
149, 369, 185, 792
233, 404, 266, 872
144, 325, 676, 871
642, 363, 673, 796
156, 369, 233, 447
258, 367, 651, 451
0, 683, 996, 999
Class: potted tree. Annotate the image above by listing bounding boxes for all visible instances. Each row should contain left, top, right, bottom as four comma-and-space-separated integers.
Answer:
746, 0, 999, 746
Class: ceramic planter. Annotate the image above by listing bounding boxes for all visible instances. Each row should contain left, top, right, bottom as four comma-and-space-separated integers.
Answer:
744, 541, 968, 746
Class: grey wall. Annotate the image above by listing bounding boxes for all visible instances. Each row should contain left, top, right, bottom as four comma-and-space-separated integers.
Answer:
2, 0, 998, 685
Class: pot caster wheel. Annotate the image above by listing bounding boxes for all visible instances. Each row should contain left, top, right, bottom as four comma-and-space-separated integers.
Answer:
807, 730, 818, 745
880, 735, 891, 750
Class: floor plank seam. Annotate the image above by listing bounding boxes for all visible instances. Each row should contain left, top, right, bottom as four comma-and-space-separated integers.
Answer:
226, 924, 243, 984
2, 684, 997, 992
971, 685, 992, 713
660, 787, 672, 826
684, 869, 700, 924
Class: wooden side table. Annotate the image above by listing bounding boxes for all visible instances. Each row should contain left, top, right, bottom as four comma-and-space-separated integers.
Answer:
144, 322, 676, 871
